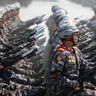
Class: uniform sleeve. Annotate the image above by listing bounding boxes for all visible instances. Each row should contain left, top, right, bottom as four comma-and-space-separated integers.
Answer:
50, 51, 66, 73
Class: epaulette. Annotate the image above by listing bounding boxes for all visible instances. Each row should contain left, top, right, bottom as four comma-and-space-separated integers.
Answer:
57, 44, 67, 52
58, 48, 65, 52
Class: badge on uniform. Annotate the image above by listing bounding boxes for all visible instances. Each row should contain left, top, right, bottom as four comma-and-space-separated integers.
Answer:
68, 55, 76, 64
56, 55, 62, 61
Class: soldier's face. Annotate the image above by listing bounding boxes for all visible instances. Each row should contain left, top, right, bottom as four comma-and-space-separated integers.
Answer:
73, 33, 78, 43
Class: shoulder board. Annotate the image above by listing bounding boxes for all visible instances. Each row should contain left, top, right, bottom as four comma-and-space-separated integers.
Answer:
58, 48, 65, 52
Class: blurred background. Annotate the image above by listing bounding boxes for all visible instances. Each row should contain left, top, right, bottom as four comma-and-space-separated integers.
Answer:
0, 0, 95, 20
0, 0, 96, 45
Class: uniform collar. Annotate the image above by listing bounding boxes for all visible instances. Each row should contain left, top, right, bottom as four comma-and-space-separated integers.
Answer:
60, 43, 73, 53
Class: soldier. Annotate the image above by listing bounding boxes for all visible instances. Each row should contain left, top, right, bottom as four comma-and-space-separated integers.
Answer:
2, 7, 12, 42
4, 6, 13, 31
14, 2, 22, 24
0, 10, 10, 45
45, 23, 95, 96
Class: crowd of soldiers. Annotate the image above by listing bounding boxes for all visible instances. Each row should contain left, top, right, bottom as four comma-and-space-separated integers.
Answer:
0, 1, 96, 96
0, 2, 47, 96
45, 5, 96, 96
0, 2, 22, 44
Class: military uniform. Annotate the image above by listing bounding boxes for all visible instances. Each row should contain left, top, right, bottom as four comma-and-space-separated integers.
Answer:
46, 43, 94, 96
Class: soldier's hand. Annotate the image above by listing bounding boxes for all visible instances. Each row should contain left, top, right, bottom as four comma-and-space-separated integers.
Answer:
0, 65, 4, 69
70, 80, 80, 91
74, 83, 80, 91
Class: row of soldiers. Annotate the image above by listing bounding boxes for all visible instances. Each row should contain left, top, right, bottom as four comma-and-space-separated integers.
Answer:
45, 5, 96, 96
0, 2, 96, 96
0, 2, 47, 96
0, 2, 22, 45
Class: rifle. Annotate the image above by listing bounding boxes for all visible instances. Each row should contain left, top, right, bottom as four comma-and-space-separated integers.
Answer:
11, 76, 44, 86
78, 35, 96, 50
58, 66, 96, 96
0, 45, 46, 68
12, 67, 45, 79
0, 47, 36, 83
8, 26, 44, 46
8, 26, 39, 39
0, 27, 44, 54
2, 34, 44, 57
8, 26, 43, 41
0, 46, 46, 84
22, 46, 46, 58
2, 42, 35, 57
0, 47, 35, 83
87, 17, 96, 32
81, 44, 96, 54
85, 52, 96, 59
10, 14, 46, 34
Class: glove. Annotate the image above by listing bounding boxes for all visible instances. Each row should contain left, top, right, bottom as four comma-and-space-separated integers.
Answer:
70, 80, 80, 91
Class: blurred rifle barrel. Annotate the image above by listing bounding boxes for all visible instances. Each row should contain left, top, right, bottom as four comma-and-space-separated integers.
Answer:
10, 14, 45, 34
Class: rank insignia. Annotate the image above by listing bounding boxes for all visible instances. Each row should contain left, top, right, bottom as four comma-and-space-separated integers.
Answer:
68, 55, 76, 63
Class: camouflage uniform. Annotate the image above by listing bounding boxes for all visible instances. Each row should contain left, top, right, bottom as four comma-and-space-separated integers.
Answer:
46, 43, 95, 96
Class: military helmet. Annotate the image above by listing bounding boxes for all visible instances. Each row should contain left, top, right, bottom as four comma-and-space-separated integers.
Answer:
6, 4, 12, 11
54, 9, 67, 16
58, 16, 71, 27
52, 5, 61, 13
58, 15, 69, 23
12, 4, 16, 10
58, 20, 70, 28
54, 11, 66, 19
54, 12, 67, 24
54, 12, 64, 20
0, 7, 3, 16
15, 2, 21, 9
0, 7, 6, 15
5, 5, 12, 13
58, 24, 79, 39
